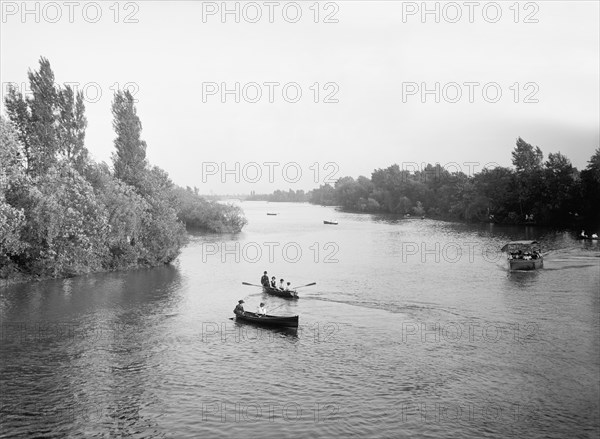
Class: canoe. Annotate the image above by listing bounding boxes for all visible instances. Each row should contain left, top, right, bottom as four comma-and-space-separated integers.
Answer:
263, 286, 299, 300
234, 311, 299, 328
323, 220, 338, 225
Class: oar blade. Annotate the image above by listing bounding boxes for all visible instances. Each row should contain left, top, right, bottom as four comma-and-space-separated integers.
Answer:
295, 282, 317, 289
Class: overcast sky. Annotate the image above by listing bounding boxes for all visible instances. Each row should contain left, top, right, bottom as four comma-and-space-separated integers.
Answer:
1, 0, 598, 194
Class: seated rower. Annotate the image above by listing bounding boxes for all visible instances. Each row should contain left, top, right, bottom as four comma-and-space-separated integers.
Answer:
285, 282, 292, 291
279, 279, 285, 290
256, 302, 267, 316
234, 300, 245, 315
270, 276, 277, 288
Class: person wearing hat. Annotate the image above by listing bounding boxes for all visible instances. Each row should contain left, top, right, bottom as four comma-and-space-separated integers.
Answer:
234, 300, 245, 315
270, 276, 277, 288
260, 271, 269, 287
256, 302, 267, 316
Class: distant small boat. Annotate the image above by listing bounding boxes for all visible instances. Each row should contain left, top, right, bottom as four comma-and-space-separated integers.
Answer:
267, 213, 277, 216
323, 220, 338, 225
501, 240, 543, 270
234, 311, 299, 328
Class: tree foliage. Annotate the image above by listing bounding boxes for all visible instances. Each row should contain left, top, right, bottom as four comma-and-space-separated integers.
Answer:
247, 189, 307, 203
111, 90, 147, 189
1, 57, 248, 282
308, 138, 598, 226
174, 187, 248, 233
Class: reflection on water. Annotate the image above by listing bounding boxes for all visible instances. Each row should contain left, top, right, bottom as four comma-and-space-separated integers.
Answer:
231, 319, 299, 340
1, 202, 599, 438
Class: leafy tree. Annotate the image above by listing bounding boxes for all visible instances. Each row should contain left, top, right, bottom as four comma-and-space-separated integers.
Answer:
85, 162, 148, 268
4, 57, 89, 175
473, 167, 517, 221
23, 57, 60, 175
541, 152, 578, 220
4, 57, 61, 175
0, 117, 24, 192
512, 137, 543, 172
3, 87, 32, 170
57, 85, 88, 171
111, 90, 147, 189
20, 162, 109, 277
511, 137, 545, 218
308, 183, 336, 205
580, 147, 600, 221
0, 117, 27, 274
173, 186, 247, 232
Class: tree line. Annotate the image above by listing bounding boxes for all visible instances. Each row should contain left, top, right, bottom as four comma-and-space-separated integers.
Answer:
1, 57, 246, 281
246, 189, 307, 202
308, 139, 600, 226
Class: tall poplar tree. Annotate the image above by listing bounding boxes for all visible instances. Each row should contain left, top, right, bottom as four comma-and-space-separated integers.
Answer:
4, 57, 88, 175
57, 85, 88, 171
111, 90, 147, 189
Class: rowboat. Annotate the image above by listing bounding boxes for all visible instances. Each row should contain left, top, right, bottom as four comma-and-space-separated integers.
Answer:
501, 240, 543, 270
263, 286, 299, 299
234, 311, 299, 328
323, 220, 338, 225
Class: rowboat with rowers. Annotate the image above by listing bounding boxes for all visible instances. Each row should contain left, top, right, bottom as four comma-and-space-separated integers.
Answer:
262, 285, 299, 299
242, 281, 316, 299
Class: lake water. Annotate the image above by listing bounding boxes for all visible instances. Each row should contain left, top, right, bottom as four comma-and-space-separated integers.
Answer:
1, 202, 599, 438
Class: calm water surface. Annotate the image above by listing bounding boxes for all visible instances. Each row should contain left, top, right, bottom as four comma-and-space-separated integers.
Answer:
1, 202, 599, 438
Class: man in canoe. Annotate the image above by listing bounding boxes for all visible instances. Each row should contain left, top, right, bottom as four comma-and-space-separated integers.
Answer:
234, 300, 245, 315
279, 279, 285, 290
270, 276, 277, 288
261, 271, 269, 287
256, 302, 267, 316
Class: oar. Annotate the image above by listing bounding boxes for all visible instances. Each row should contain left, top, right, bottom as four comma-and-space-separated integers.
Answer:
242, 282, 264, 288
268, 303, 285, 312
294, 282, 316, 289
